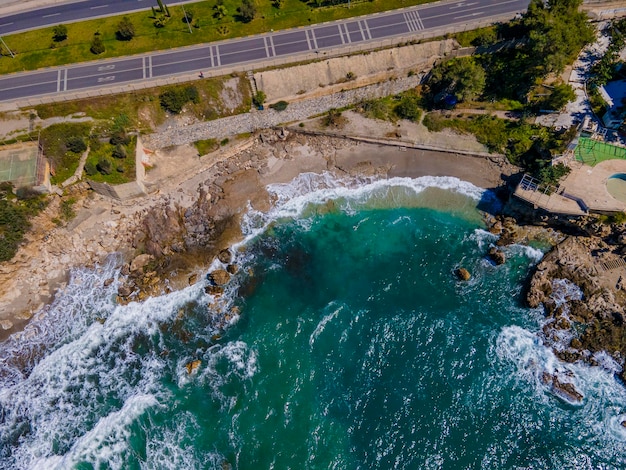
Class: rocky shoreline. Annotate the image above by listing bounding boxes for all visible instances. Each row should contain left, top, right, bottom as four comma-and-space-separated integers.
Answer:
3, 127, 626, 408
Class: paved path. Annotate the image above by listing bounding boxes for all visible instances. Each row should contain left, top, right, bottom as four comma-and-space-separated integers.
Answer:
0, 0, 529, 107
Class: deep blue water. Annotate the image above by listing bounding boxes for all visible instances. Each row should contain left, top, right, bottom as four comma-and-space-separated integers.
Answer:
1, 175, 626, 469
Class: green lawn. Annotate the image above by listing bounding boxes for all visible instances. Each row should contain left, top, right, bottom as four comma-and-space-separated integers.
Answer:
575, 137, 626, 166
0, 0, 432, 75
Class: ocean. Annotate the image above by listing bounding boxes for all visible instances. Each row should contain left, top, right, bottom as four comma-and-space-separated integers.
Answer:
1, 173, 626, 469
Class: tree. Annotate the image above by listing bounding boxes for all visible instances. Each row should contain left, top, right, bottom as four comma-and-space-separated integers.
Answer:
238, 0, 256, 23
52, 24, 68, 42
543, 83, 576, 111
116, 16, 135, 41
429, 57, 486, 103
272, 0, 284, 8
84, 161, 98, 176
90, 32, 105, 55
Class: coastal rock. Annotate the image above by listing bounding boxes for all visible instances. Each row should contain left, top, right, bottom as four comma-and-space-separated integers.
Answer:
455, 268, 471, 281
130, 254, 154, 273
217, 249, 232, 264
185, 359, 201, 375
541, 372, 583, 404
120, 263, 130, 276
103, 278, 114, 287
226, 264, 238, 274
117, 284, 133, 297
208, 269, 230, 286
488, 247, 506, 265
188, 273, 198, 285
205, 285, 225, 297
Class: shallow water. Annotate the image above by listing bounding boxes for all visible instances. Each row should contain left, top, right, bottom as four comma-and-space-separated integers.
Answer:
1, 174, 625, 469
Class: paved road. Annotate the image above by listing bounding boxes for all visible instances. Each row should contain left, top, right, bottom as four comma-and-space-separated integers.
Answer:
0, 0, 529, 103
0, 0, 196, 36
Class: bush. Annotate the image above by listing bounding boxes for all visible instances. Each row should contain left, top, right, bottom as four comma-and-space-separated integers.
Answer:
52, 24, 67, 42
109, 131, 130, 146
238, 0, 256, 22
90, 33, 105, 55
182, 9, 194, 23
84, 161, 98, 176
116, 17, 135, 41
269, 100, 288, 111
65, 136, 87, 153
97, 157, 113, 175
112, 144, 128, 159
395, 94, 422, 122
0, 199, 30, 262
252, 91, 266, 108
159, 86, 199, 113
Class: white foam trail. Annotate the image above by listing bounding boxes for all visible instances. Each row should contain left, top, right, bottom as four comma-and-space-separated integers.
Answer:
310, 304, 343, 348
0, 278, 205, 469
33, 394, 158, 470
505, 243, 545, 262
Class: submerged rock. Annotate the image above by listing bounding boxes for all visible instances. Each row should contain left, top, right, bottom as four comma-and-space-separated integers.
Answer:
541, 372, 583, 404
488, 247, 506, 265
217, 249, 232, 264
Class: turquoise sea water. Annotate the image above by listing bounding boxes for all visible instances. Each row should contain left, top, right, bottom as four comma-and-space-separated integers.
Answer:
1, 174, 626, 469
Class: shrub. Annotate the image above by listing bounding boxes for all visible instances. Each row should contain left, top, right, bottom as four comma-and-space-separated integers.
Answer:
60, 198, 76, 221
154, 14, 170, 27
66, 136, 87, 153
116, 16, 135, 41
270, 100, 288, 111
109, 131, 130, 146
182, 9, 194, 23
395, 94, 422, 122
90, 33, 105, 55
0, 199, 30, 262
112, 144, 128, 159
252, 91, 266, 108
97, 157, 113, 175
159, 85, 199, 113
84, 161, 98, 176
52, 24, 67, 42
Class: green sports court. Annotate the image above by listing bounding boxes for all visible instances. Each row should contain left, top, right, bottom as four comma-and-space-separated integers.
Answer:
0, 142, 40, 187
574, 137, 626, 166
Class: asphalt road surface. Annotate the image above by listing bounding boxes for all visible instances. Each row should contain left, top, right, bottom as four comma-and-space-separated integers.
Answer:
0, 0, 195, 36
0, 0, 529, 103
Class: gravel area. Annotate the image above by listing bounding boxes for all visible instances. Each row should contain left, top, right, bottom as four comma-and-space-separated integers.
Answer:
144, 75, 423, 149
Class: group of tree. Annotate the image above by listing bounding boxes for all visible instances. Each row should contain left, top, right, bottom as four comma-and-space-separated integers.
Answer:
589, 18, 626, 87
426, 0, 593, 110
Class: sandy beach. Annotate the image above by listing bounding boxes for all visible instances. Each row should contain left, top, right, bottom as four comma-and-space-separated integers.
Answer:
0, 129, 516, 340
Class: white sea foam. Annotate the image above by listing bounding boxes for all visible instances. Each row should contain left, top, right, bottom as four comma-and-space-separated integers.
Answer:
0, 274, 205, 469
551, 278, 584, 307
309, 304, 344, 348
237, 173, 489, 249
32, 394, 158, 470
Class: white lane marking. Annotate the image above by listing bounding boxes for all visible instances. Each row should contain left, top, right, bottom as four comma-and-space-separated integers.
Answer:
268, 35, 276, 57
263, 36, 270, 57
42, 13, 60, 18
63, 69, 67, 91
148, 55, 152, 78
449, 2, 478, 9
97, 64, 115, 72
57, 69, 62, 92
97, 76, 115, 83
142, 57, 146, 79
0, 22, 13, 27
360, 20, 372, 40
90, 5, 109, 9
454, 12, 482, 19
214, 45, 221, 66
338, 24, 345, 45
209, 45, 214, 67
309, 29, 319, 49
